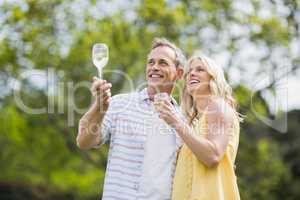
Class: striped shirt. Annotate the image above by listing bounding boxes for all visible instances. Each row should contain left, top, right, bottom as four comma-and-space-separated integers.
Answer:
95, 88, 183, 200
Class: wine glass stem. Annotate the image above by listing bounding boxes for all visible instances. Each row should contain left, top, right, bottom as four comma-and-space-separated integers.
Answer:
98, 69, 102, 79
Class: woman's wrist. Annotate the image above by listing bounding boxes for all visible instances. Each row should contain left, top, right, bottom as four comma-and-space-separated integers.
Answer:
173, 120, 186, 136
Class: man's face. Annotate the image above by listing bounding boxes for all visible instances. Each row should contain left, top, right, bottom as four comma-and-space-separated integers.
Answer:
146, 46, 183, 92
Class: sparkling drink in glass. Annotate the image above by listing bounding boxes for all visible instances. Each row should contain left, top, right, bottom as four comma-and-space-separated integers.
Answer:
92, 43, 109, 78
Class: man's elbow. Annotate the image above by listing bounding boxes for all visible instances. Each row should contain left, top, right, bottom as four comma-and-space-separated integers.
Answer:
76, 135, 92, 150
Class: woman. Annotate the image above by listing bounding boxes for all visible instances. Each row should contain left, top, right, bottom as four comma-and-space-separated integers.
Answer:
155, 52, 242, 200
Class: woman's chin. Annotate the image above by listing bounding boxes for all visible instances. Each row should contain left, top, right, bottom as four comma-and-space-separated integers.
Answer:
187, 85, 197, 94
187, 86, 208, 99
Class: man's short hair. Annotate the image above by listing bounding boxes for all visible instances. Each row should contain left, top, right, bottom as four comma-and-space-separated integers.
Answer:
151, 37, 186, 68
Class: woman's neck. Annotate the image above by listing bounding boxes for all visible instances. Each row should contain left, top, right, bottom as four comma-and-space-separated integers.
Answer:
194, 92, 212, 114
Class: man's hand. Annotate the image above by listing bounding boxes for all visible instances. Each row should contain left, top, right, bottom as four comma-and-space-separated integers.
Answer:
91, 76, 112, 112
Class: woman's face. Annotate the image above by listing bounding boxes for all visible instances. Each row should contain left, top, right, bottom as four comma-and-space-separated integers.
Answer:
186, 58, 212, 97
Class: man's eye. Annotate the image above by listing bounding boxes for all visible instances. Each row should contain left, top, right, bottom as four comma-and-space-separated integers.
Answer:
148, 60, 154, 64
160, 61, 168, 66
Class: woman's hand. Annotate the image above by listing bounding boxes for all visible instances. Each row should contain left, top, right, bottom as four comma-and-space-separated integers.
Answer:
154, 99, 182, 127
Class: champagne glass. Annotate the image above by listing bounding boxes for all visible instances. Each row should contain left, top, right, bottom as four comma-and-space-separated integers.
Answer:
154, 93, 170, 117
92, 43, 109, 79
154, 92, 172, 134
154, 93, 170, 104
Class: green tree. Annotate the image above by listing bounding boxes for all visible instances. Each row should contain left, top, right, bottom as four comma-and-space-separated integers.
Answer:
0, 0, 299, 199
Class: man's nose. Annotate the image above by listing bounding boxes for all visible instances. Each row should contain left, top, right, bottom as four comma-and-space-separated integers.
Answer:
152, 62, 160, 70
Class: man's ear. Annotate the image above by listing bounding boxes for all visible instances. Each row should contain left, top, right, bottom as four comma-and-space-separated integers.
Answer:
177, 67, 184, 80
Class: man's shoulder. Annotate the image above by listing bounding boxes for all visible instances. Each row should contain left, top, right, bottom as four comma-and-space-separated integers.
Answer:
111, 91, 139, 101
109, 91, 140, 107
106, 92, 141, 116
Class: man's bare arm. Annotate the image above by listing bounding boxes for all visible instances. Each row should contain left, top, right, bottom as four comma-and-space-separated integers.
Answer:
76, 77, 112, 150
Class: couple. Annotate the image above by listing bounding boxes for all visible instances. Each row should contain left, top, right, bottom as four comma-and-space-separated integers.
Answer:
76, 38, 241, 200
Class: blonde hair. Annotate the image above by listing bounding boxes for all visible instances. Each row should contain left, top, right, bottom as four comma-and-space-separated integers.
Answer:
181, 52, 242, 124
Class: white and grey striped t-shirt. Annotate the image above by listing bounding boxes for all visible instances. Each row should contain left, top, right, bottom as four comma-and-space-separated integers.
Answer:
96, 88, 183, 200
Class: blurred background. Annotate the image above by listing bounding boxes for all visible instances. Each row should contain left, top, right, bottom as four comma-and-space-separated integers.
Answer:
0, 0, 299, 199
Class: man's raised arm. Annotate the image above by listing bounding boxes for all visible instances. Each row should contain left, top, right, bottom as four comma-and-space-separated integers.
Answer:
76, 77, 112, 150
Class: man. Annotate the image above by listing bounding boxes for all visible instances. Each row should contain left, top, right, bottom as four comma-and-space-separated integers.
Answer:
76, 37, 186, 200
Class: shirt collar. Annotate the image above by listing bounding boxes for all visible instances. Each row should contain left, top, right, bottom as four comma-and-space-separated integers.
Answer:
138, 88, 179, 106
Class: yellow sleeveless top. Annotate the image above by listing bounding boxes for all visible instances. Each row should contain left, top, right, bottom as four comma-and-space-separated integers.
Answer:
172, 113, 240, 200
